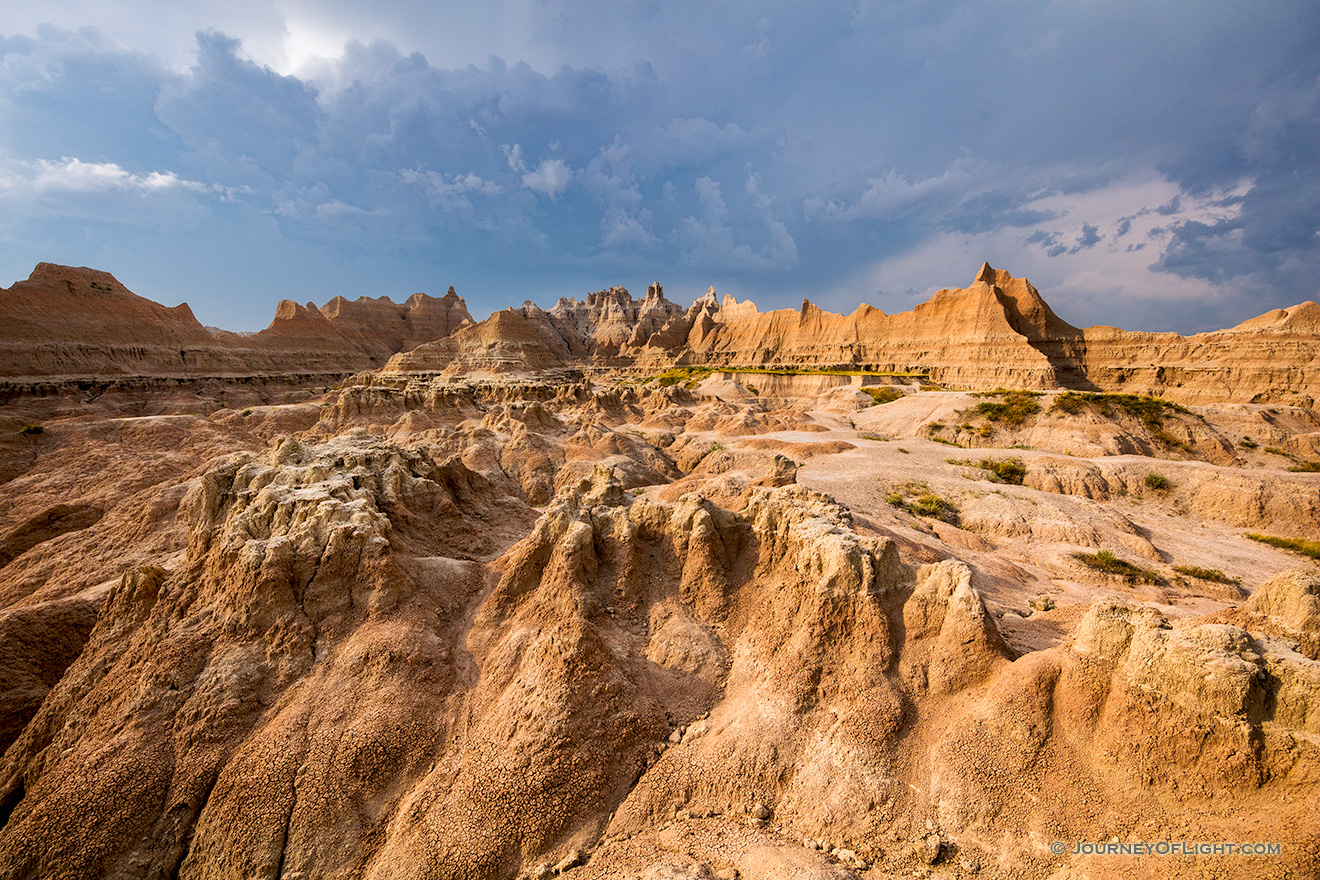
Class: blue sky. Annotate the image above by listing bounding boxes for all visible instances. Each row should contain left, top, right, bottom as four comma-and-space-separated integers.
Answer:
1, 1, 1317, 332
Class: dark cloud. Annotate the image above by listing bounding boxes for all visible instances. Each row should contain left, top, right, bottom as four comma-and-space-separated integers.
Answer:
1, 2, 1318, 331
941, 191, 1059, 235
1153, 71, 1320, 303
1072, 223, 1101, 251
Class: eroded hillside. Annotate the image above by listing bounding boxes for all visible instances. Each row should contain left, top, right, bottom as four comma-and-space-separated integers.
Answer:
1, 360, 1317, 879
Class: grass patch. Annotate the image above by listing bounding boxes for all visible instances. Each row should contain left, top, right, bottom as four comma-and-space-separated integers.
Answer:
653, 367, 706, 387
19, 423, 44, 435
860, 386, 905, 405
1144, 472, 1172, 491
648, 365, 931, 388
860, 433, 891, 441
887, 483, 959, 524
972, 389, 1042, 426
1246, 534, 1320, 560
1287, 461, 1320, 472
1172, 565, 1241, 585
1264, 446, 1290, 456
1052, 392, 1193, 450
930, 436, 961, 447
949, 456, 1027, 485
1239, 437, 1259, 449
1053, 391, 1189, 422
1074, 549, 1161, 583
909, 494, 953, 519
897, 447, 910, 454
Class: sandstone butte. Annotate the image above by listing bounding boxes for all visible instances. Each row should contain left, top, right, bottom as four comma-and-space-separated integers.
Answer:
0, 259, 1318, 880
2, 260, 1318, 404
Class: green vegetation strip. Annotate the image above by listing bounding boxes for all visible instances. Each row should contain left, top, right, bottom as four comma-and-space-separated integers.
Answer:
1073, 550, 1161, 583
887, 484, 958, 524
1172, 565, 1240, 585
1053, 391, 1193, 451
1246, 534, 1320, 560
972, 389, 1042, 426
650, 365, 931, 387
949, 457, 1027, 485
860, 386, 905, 405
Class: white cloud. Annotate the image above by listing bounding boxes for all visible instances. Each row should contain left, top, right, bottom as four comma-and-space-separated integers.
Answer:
818, 171, 1253, 331
0, 156, 209, 195
803, 159, 982, 222
599, 208, 657, 250
678, 175, 797, 272
400, 168, 503, 212
521, 158, 572, 199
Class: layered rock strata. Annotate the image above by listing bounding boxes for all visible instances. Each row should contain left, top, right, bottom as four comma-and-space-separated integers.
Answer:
0, 264, 473, 380
1, 439, 1315, 879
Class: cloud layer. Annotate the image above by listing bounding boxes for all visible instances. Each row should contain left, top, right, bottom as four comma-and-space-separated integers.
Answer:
0, 2, 1316, 331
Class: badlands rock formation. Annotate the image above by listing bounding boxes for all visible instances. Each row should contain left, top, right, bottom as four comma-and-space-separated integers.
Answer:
6, 261, 1319, 403
1, 260, 1318, 879
374, 264, 1320, 405
0, 264, 472, 381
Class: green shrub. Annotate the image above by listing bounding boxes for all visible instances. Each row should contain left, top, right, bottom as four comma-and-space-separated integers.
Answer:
1053, 391, 1189, 422
860, 386, 904, 405
1287, 461, 1320, 472
1246, 534, 1320, 560
1144, 472, 1171, 491
981, 457, 1027, 485
19, 423, 44, 435
909, 493, 957, 523
1239, 437, 1259, 449
1052, 392, 1193, 449
1074, 549, 1161, 583
973, 389, 1042, 425
887, 485, 958, 523
1172, 565, 1240, 585
1263, 446, 1289, 456
950, 457, 1027, 485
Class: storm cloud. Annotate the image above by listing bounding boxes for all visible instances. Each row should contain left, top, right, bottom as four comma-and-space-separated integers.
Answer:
0, 1, 1316, 332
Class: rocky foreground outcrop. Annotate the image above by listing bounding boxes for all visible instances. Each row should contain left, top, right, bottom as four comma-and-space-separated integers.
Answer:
1, 433, 1315, 879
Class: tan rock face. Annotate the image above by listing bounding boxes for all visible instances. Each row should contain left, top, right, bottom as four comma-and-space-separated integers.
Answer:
5, 421, 1315, 878
6, 261, 1319, 403
3, 259, 1320, 879
0, 265, 473, 380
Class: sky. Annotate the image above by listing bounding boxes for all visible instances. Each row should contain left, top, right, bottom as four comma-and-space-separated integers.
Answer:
0, 2, 1317, 333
